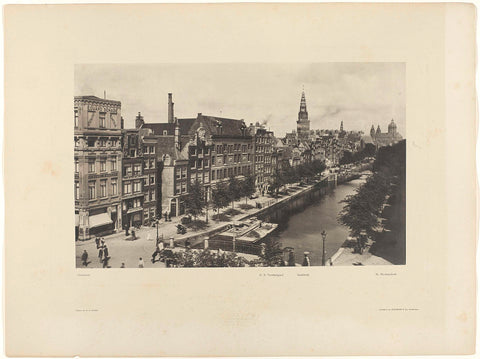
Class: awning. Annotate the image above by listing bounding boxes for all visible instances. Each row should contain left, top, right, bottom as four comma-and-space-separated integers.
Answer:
75, 214, 79, 227
89, 213, 113, 228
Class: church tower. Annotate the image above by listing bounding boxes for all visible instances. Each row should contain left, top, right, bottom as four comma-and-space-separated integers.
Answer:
376, 125, 382, 135
370, 125, 375, 138
340, 121, 344, 132
297, 90, 310, 140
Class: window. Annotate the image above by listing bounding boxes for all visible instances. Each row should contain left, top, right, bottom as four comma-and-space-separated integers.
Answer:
150, 146, 155, 153
176, 168, 181, 179
111, 179, 117, 195
144, 161, 149, 170
144, 146, 149, 154
99, 139, 106, 147
223, 155, 227, 164
111, 159, 117, 172
197, 159, 202, 168
88, 181, 96, 199
123, 182, 131, 194
198, 147, 203, 155
212, 156, 215, 165
181, 182, 186, 193
204, 159, 209, 167
144, 209, 149, 220
150, 190, 155, 201
100, 159, 106, 172
150, 175, 155, 185
190, 160, 196, 169
133, 198, 142, 208
211, 170, 215, 180
150, 208, 155, 218
88, 160, 95, 173
88, 138, 96, 147
133, 164, 141, 176
124, 166, 132, 177
75, 139, 79, 148
163, 130, 168, 136
190, 176, 196, 184
74, 159, 79, 173
248, 154, 251, 162
150, 159, 155, 168
181, 168, 187, 178
100, 180, 107, 197
175, 183, 181, 195
206, 147, 210, 155
111, 139, 117, 147
133, 181, 141, 193
74, 108, 79, 128
205, 172, 210, 183
75, 182, 79, 200
99, 112, 106, 128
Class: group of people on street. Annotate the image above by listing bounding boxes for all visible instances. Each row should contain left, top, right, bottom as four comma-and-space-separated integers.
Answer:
96, 237, 111, 268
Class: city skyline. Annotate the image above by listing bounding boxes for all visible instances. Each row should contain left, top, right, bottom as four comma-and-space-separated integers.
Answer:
75, 63, 405, 137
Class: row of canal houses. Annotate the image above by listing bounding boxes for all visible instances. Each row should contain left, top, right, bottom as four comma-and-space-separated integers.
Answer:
74, 93, 330, 240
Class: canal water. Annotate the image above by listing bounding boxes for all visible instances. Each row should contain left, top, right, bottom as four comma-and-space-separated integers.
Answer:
266, 175, 368, 266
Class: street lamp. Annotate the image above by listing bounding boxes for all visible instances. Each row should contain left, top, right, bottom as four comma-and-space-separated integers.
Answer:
321, 230, 327, 266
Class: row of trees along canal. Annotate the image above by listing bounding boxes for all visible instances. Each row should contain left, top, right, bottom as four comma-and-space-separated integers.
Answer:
338, 140, 406, 264
182, 159, 327, 227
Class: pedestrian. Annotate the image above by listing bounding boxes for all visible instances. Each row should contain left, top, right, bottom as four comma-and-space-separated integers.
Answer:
120, 263, 125, 268
302, 252, 311, 266
95, 237, 100, 249
288, 250, 296, 266
164, 211, 168, 221
103, 245, 109, 259
158, 240, 165, 251
151, 248, 159, 263
103, 256, 110, 268
98, 246, 104, 262
81, 250, 89, 267
138, 257, 144, 268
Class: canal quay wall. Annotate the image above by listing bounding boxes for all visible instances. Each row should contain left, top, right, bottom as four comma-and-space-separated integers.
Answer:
187, 175, 337, 248
250, 176, 336, 225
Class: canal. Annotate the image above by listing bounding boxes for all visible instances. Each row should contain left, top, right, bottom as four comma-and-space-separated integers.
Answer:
266, 175, 368, 266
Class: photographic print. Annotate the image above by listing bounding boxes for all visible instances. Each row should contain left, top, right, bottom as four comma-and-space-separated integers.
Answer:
74, 63, 406, 268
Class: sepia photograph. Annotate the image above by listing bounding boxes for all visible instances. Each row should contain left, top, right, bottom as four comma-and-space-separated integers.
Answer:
74, 63, 406, 268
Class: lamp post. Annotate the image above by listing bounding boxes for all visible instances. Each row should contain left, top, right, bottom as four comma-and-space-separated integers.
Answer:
321, 230, 327, 266
155, 216, 159, 244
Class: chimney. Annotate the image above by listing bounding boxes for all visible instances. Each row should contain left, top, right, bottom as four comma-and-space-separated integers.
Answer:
174, 117, 180, 150
168, 93, 174, 123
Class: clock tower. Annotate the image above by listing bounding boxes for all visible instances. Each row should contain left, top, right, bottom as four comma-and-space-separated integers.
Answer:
297, 90, 310, 140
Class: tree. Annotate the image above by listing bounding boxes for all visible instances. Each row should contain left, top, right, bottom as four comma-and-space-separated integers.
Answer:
184, 180, 205, 220
258, 237, 284, 266
241, 174, 256, 203
227, 175, 242, 208
211, 182, 230, 217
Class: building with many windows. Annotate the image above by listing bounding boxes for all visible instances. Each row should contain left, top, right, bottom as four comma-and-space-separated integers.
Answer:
248, 122, 274, 194
74, 96, 123, 240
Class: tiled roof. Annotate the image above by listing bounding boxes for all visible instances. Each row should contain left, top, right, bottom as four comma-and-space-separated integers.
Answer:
196, 115, 249, 137
142, 123, 175, 135
177, 118, 196, 135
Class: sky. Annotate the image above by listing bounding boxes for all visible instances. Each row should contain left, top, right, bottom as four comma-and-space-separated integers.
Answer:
75, 63, 405, 138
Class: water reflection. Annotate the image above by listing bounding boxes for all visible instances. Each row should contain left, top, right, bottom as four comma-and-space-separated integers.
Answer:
269, 176, 367, 266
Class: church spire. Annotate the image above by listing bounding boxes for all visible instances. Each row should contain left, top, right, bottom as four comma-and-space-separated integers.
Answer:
298, 91, 308, 120
340, 121, 344, 132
